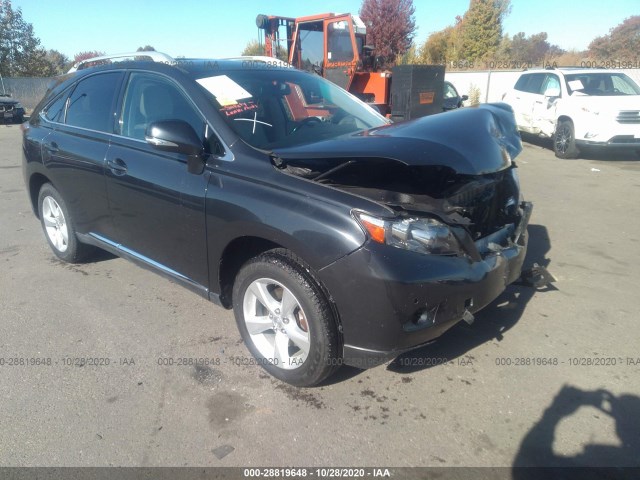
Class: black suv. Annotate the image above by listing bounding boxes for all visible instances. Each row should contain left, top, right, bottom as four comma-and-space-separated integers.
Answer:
23, 55, 531, 386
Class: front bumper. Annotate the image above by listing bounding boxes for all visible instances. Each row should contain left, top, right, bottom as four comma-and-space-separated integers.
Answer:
576, 120, 640, 148
318, 202, 532, 369
576, 136, 640, 149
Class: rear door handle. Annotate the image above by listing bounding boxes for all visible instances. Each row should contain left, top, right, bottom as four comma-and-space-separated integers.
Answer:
107, 158, 127, 176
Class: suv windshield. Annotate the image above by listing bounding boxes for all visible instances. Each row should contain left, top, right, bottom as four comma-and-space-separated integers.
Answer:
193, 69, 388, 150
564, 72, 640, 96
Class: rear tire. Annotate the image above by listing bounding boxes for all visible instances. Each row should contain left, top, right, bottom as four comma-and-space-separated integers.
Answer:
554, 120, 580, 159
232, 249, 341, 387
37, 183, 95, 263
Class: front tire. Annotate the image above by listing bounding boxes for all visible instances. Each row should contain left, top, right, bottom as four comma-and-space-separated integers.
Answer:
37, 183, 94, 263
232, 249, 341, 387
554, 120, 580, 159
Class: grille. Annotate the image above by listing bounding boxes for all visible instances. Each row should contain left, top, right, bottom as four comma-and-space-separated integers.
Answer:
617, 111, 640, 124
0, 105, 15, 113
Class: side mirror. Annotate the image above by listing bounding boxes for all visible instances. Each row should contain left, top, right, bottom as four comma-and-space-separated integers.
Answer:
461, 95, 469, 102
544, 87, 560, 98
145, 120, 206, 174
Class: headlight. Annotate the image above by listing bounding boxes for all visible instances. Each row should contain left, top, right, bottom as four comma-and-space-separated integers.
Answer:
354, 212, 462, 255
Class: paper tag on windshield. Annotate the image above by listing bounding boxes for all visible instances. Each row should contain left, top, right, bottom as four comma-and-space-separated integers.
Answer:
196, 75, 252, 106
568, 80, 584, 91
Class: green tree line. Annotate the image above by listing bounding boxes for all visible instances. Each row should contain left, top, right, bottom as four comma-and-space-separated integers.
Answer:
400, 0, 639, 69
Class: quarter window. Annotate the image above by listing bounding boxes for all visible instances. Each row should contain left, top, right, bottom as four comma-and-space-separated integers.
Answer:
44, 92, 69, 123
65, 73, 121, 132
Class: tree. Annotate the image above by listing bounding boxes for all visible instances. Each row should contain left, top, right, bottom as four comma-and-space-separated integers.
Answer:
241, 39, 289, 61
420, 27, 453, 64
73, 51, 105, 63
359, 0, 416, 67
459, 0, 511, 61
506, 31, 564, 64
0, 0, 44, 76
417, 15, 463, 65
241, 40, 265, 56
40, 49, 70, 75
588, 16, 640, 61
136, 45, 156, 52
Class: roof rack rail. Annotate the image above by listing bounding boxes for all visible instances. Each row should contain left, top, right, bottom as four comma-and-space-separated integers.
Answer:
68, 51, 175, 73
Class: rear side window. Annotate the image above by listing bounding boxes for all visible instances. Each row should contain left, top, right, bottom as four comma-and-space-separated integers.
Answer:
514, 74, 545, 94
65, 73, 122, 132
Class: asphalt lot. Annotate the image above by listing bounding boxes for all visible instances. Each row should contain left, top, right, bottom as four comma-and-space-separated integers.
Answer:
1, 123, 639, 469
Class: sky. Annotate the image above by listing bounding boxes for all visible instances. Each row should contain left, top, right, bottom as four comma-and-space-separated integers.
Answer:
10, 0, 639, 60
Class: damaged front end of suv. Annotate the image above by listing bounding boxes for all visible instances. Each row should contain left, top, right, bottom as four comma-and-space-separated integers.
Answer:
271, 103, 532, 366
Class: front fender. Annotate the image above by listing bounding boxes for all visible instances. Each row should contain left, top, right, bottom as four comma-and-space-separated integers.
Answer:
205, 170, 367, 295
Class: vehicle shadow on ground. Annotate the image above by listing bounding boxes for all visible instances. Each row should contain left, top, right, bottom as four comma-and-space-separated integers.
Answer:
387, 223, 554, 375
520, 133, 639, 162
89, 248, 118, 263
512, 385, 640, 478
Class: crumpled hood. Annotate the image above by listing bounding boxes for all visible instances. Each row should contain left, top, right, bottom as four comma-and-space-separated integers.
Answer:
273, 103, 522, 176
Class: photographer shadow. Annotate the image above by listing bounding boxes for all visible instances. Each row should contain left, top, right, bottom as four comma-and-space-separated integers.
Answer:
512, 385, 640, 478
388, 224, 554, 374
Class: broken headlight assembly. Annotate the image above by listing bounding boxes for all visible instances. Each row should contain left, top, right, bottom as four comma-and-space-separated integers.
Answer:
354, 212, 462, 255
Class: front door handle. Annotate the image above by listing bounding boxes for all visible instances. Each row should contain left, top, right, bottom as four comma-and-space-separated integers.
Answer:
44, 142, 59, 154
107, 158, 127, 176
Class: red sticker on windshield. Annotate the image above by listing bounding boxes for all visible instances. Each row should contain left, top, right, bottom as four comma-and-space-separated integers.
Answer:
220, 102, 258, 117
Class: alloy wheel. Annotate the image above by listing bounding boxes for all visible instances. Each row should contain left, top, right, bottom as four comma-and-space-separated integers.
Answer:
42, 196, 68, 252
242, 278, 311, 370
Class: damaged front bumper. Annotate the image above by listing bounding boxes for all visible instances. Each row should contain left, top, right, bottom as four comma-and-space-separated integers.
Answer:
317, 201, 533, 369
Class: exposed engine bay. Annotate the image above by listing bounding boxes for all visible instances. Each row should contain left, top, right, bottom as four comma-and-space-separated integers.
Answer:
276, 156, 523, 243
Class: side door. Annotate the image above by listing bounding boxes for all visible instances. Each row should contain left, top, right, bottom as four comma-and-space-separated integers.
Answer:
41, 71, 124, 236
105, 71, 210, 290
531, 73, 561, 137
509, 73, 545, 132
324, 16, 356, 91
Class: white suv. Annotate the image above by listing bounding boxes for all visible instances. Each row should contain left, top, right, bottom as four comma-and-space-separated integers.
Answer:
503, 68, 640, 158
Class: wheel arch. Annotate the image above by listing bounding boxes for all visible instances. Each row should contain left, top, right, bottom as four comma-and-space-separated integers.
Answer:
217, 236, 282, 308
216, 236, 344, 340
28, 173, 52, 218
556, 115, 573, 128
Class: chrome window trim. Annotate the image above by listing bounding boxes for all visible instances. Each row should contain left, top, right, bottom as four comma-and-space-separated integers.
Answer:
38, 70, 235, 163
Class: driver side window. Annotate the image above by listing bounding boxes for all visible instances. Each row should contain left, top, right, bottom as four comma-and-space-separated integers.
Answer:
119, 73, 205, 142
